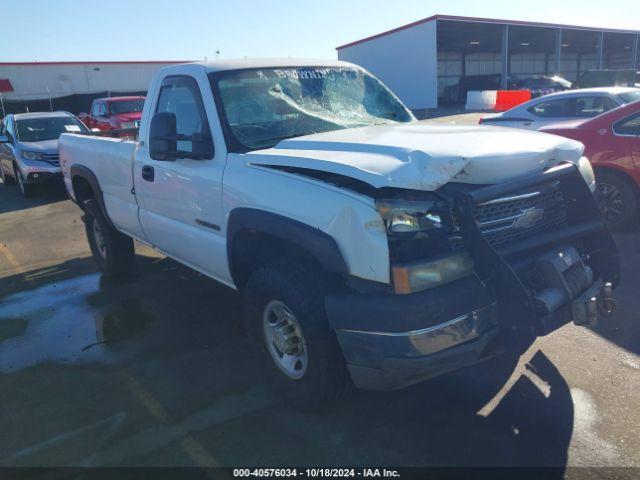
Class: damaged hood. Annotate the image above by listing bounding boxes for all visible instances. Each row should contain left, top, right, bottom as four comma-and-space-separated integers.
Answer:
245, 121, 585, 191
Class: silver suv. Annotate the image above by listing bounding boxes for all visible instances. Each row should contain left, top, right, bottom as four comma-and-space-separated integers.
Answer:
0, 111, 88, 197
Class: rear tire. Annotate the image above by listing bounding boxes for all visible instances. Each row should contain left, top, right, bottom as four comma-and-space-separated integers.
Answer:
84, 199, 135, 277
243, 260, 349, 410
595, 170, 638, 231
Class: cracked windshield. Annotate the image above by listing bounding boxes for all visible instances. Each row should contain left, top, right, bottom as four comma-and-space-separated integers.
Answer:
215, 67, 414, 150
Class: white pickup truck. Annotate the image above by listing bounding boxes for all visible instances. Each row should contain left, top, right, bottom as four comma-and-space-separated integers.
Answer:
60, 59, 619, 409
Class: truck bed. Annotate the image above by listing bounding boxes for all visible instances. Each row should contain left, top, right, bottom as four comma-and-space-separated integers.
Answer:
60, 133, 141, 236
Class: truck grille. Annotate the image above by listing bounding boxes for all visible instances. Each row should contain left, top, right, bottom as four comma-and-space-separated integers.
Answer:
452, 181, 568, 249
476, 182, 568, 246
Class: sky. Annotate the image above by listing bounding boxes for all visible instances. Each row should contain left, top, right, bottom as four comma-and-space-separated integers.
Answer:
4, 0, 639, 62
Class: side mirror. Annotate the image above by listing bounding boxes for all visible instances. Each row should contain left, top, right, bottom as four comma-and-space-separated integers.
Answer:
149, 112, 178, 161
0, 135, 8, 143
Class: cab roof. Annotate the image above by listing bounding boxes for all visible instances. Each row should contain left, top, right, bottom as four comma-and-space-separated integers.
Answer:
183, 58, 355, 73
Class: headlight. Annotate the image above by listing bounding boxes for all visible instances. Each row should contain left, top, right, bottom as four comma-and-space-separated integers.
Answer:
120, 121, 136, 129
21, 151, 42, 161
376, 198, 445, 236
377, 196, 473, 294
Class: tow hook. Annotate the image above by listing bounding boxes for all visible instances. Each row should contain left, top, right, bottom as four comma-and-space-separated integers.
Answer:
598, 282, 616, 316
573, 282, 615, 327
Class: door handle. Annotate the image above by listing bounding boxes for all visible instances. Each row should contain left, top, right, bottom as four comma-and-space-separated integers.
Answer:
142, 165, 154, 182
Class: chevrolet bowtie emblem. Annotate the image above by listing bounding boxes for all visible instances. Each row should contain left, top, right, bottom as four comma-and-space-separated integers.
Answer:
513, 207, 544, 230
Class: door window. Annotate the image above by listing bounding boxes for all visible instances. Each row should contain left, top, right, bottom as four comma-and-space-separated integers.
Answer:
98, 103, 107, 117
575, 96, 618, 117
155, 76, 213, 157
529, 98, 575, 118
613, 112, 640, 136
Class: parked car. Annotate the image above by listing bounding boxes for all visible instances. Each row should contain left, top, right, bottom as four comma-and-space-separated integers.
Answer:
60, 59, 618, 409
515, 75, 572, 98
577, 69, 639, 88
480, 87, 640, 129
0, 111, 89, 197
540, 100, 640, 230
82, 96, 145, 132
442, 74, 519, 104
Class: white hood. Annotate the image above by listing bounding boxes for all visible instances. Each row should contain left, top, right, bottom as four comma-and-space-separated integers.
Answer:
245, 121, 585, 191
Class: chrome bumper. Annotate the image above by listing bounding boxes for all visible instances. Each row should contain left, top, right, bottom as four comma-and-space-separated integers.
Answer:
335, 303, 500, 390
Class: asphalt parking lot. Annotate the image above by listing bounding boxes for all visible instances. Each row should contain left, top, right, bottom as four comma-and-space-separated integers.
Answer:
1, 115, 640, 474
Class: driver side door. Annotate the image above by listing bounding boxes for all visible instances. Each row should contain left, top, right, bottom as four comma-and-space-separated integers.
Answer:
136, 74, 229, 282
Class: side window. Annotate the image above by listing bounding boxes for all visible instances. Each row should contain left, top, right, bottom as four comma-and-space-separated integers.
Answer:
91, 102, 99, 117
575, 96, 617, 117
613, 112, 640, 136
155, 76, 213, 157
529, 98, 575, 118
98, 103, 107, 117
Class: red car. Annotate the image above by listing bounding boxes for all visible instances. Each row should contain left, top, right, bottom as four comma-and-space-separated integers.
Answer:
82, 96, 145, 132
541, 100, 640, 230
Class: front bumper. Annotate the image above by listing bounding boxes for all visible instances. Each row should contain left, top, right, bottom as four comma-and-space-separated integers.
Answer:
327, 163, 619, 391
332, 299, 500, 391
18, 160, 62, 184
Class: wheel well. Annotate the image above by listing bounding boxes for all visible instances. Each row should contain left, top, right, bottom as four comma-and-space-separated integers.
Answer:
230, 230, 328, 291
594, 166, 640, 196
72, 175, 96, 207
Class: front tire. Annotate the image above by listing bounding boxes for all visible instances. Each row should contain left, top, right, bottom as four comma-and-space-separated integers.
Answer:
14, 163, 35, 198
243, 260, 349, 410
1, 164, 16, 186
84, 199, 135, 277
595, 170, 638, 231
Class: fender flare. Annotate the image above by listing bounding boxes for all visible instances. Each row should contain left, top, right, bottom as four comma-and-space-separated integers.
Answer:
226, 208, 349, 282
69, 164, 115, 229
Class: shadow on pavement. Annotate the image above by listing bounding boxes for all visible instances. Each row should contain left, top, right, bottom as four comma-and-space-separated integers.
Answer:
590, 232, 640, 356
0, 253, 574, 469
0, 254, 165, 298
0, 179, 69, 215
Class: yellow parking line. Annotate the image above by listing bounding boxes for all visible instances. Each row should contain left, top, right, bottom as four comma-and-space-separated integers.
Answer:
122, 370, 169, 423
121, 369, 223, 476
0, 242, 25, 274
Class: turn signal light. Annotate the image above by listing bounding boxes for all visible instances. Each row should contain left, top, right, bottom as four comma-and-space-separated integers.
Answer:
392, 252, 474, 294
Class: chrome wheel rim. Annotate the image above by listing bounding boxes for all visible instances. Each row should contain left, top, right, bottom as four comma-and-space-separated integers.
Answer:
262, 300, 308, 380
92, 218, 107, 259
596, 182, 624, 224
